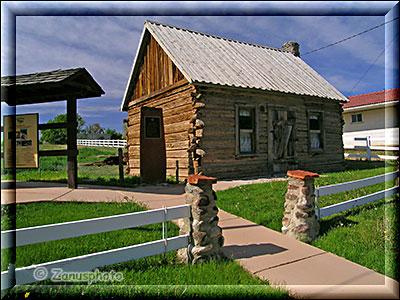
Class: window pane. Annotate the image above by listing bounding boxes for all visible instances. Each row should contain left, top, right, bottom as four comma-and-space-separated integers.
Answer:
240, 131, 252, 153
239, 110, 251, 117
310, 132, 321, 149
145, 117, 161, 138
351, 115, 357, 123
309, 115, 320, 130
357, 114, 362, 122
239, 109, 253, 130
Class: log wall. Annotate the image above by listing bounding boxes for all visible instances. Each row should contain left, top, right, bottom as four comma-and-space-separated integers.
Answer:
126, 80, 194, 180
196, 85, 345, 179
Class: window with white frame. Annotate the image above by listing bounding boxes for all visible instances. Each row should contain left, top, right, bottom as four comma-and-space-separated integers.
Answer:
308, 112, 323, 151
238, 107, 256, 154
351, 113, 363, 123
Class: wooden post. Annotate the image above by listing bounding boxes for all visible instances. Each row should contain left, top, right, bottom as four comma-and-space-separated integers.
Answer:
267, 107, 274, 175
193, 159, 199, 175
366, 136, 372, 161
118, 147, 124, 184
38, 157, 41, 178
67, 98, 78, 189
396, 157, 399, 187
175, 160, 179, 183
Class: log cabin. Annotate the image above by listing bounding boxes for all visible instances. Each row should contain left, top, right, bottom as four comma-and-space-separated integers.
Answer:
121, 20, 348, 183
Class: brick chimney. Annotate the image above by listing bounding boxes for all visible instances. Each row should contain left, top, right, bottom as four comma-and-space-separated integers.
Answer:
282, 41, 300, 57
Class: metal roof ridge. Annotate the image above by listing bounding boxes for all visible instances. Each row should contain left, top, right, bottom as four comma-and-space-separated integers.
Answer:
145, 19, 289, 54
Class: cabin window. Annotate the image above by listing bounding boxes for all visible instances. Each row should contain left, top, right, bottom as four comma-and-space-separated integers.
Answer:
238, 108, 255, 154
145, 117, 161, 139
308, 112, 323, 151
351, 113, 363, 123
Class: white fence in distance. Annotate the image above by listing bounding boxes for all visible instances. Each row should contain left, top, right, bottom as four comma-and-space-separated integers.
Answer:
315, 171, 399, 219
343, 128, 398, 147
1, 204, 191, 290
344, 136, 398, 161
77, 139, 127, 148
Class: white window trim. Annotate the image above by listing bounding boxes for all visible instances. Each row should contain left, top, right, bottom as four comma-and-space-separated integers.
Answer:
351, 113, 363, 124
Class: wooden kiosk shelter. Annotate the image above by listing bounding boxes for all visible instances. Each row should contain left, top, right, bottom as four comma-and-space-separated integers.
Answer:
1, 67, 104, 188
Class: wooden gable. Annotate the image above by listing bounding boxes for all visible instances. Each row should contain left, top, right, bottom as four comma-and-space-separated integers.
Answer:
131, 34, 185, 101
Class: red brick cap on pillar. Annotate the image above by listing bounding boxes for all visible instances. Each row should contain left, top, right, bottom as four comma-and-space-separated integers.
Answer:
187, 174, 217, 185
287, 170, 319, 180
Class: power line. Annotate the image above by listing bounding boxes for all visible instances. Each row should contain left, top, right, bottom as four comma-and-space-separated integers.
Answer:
301, 17, 399, 56
349, 31, 399, 96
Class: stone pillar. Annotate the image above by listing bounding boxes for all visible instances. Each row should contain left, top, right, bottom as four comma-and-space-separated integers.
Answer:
177, 175, 225, 264
282, 170, 320, 243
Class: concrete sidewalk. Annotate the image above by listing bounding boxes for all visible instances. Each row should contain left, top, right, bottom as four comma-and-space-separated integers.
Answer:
1, 180, 398, 299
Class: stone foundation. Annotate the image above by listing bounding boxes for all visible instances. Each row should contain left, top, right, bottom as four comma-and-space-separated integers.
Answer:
282, 170, 320, 243
177, 175, 225, 264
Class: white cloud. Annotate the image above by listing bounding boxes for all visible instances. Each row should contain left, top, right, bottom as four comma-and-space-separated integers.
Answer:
78, 104, 120, 113
79, 113, 105, 118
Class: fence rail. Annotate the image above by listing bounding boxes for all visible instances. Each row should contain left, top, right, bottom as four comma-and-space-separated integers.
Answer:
317, 171, 399, 197
317, 186, 398, 219
344, 136, 398, 161
344, 145, 399, 151
315, 171, 399, 219
77, 139, 127, 148
1, 204, 191, 290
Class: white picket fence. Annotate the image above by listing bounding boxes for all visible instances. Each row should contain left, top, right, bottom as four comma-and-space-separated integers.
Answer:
77, 139, 127, 148
315, 171, 399, 219
344, 136, 398, 161
1, 204, 191, 290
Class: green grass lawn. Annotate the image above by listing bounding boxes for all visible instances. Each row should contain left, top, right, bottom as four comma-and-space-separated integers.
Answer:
216, 160, 399, 280
1, 144, 141, 187
1, 201, 290, 299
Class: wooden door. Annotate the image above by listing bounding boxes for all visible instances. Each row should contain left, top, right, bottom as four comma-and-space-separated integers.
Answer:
140, 107, 166, 184
268, 107, 298, 175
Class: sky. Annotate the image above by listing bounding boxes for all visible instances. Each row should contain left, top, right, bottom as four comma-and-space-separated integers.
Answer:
1, 1, 399, 135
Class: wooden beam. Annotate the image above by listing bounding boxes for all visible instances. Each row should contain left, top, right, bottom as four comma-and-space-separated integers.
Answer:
67, 98, 78, 189
38, 122, 69, 130
13, 88, 96, 104
39, 149, 78, 157
127, 79, 189, 108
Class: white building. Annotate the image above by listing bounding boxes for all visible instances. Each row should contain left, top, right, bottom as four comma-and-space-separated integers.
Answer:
343, 88, 399, 147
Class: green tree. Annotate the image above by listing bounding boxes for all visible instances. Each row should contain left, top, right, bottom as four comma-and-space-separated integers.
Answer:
106, 128, 123, 140
122, 122, 127, 140
82, 123, 105, 135
40, 114, 85, 145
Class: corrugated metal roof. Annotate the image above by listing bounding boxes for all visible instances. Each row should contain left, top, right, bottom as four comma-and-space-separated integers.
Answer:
122, 20, 348, 110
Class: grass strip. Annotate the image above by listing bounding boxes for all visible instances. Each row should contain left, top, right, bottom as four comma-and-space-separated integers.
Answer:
1, 201, 290, 298
216, 160, 398, 279
3, 284, 290, 299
